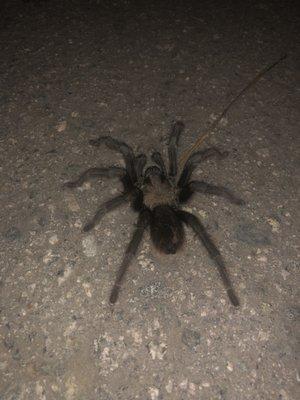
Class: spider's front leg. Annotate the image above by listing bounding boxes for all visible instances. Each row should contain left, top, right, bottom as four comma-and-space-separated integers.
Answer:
178, 148, 228, 187
135, 154, 147, 179
151, 152, 168, 178
168, 121, 185, 177
90, 136, 137, 183
110, 210, 150, 304
63, 167, 126, 188
178, 210, 240, 306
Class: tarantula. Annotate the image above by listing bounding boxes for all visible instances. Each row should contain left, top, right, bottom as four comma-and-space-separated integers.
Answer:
64, 121, 244, 306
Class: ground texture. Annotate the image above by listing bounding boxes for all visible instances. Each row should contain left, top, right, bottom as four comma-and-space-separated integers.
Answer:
0, 1, 299, 399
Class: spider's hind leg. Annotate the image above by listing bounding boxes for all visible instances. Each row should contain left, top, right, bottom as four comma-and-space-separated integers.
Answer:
83, 193, 129, 232
178, 210, 240, 306
110, 210, 150, 304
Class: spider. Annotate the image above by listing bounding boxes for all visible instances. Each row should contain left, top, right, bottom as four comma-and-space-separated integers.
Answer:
64, 121, 245, 306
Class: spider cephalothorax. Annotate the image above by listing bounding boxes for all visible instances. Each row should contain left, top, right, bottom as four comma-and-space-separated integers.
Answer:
64, 121, 244, 306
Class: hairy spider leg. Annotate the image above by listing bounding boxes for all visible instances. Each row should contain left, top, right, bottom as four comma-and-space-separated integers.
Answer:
63, 167, 126, 188
135, 154, 147, 179
178, 210, 240, 306
110, 210, 150, 304
168, 121, 185, 177
179, 180, 245, 205
83, 193, 129, 232
151, 152, 168, 178
178, 148, 227, 188
90, 136, 137, 183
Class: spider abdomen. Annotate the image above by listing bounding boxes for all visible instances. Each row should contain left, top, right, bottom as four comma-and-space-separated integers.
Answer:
150, 205, 184, 254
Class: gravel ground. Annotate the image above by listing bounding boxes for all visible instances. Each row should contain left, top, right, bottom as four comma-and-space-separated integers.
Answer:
0, 1, 299, 399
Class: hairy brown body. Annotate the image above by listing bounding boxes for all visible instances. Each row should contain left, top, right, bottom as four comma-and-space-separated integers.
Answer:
142, 175, 178, 209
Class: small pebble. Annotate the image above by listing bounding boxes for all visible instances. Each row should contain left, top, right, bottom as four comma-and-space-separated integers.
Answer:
49, 234, 59, 245
147, 341, 167, 360
82, 236, 98, 257
179, 379, 188, 390
56, 120, 67, 132
82, 282, 92, 298
148, 387, 159, 400
227, 362, 233, 371
165, 380, 173, 393
188, 382, 196, 396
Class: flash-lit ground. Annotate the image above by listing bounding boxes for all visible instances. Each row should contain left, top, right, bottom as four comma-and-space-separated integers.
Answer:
0, 1, 299, 399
